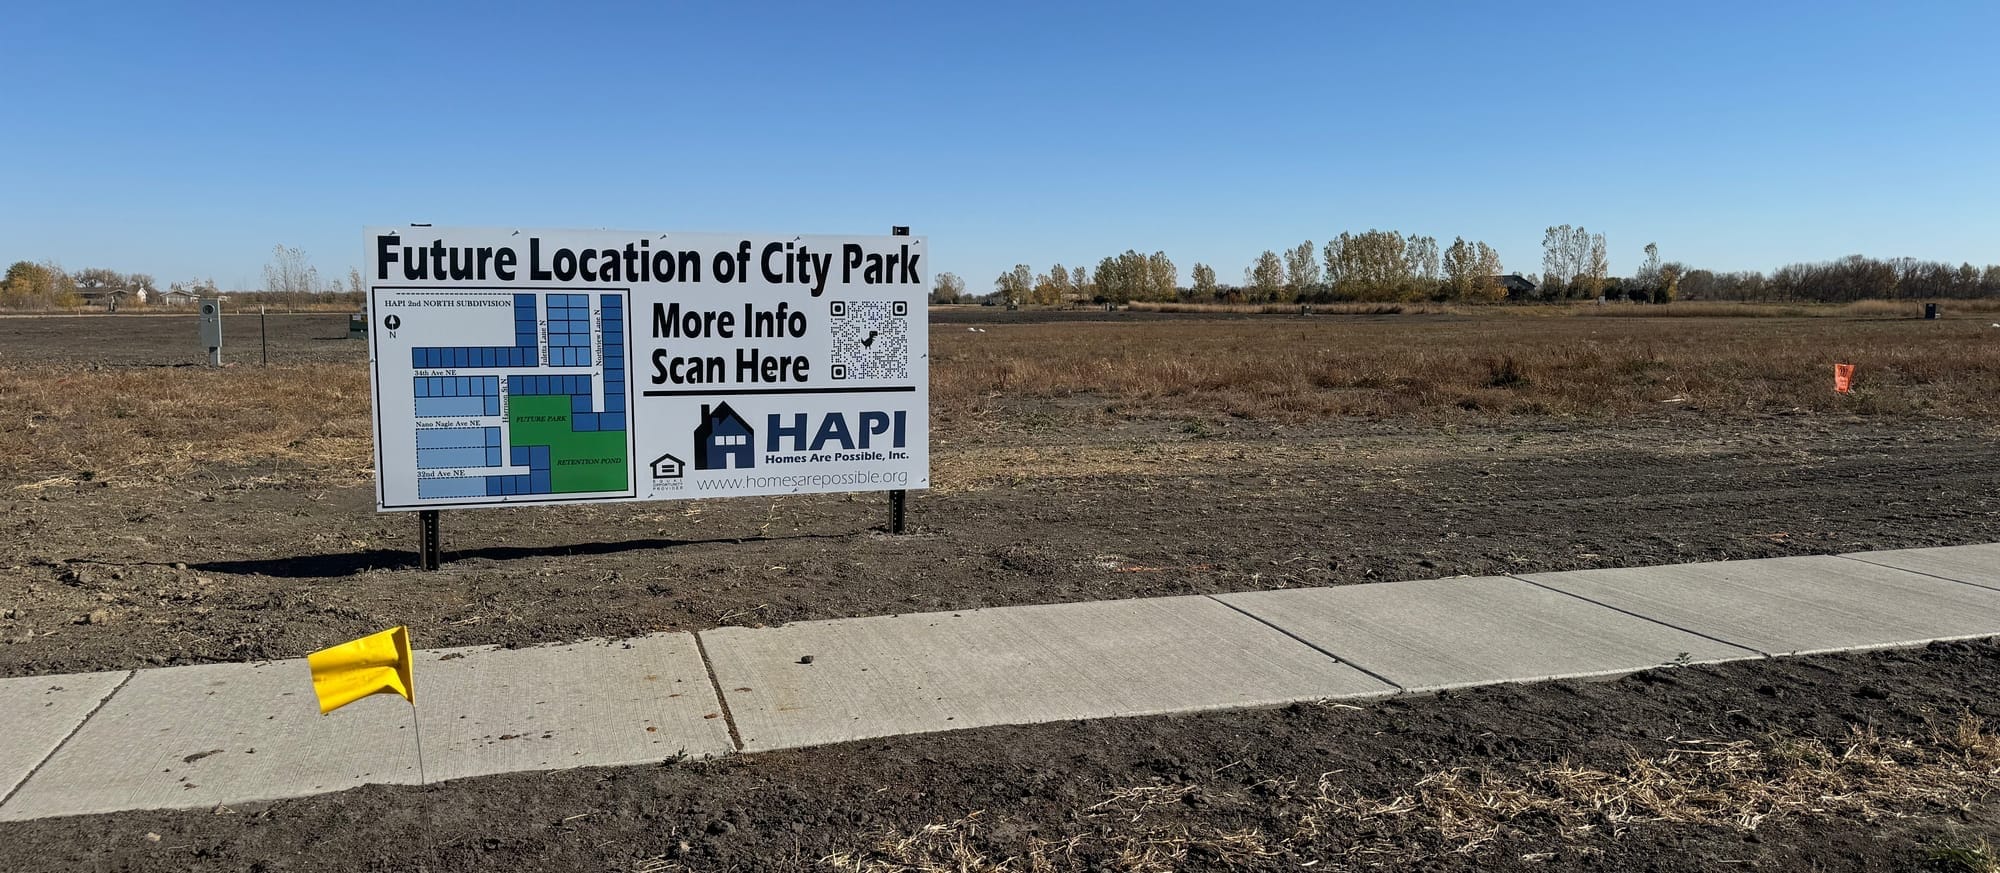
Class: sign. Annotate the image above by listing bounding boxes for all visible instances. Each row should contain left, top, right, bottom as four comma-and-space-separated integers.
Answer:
366, 226, 929, 512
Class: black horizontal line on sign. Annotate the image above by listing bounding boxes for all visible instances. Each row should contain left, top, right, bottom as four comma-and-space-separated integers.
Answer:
641, 386, 917, 397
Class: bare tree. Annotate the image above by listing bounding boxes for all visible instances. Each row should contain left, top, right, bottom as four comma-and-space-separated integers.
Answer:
264, 245, 320, 310
1541, 225, 1606, 299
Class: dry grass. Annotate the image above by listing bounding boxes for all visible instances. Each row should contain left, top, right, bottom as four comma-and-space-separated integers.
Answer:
0, 364, 373, 486
820, 715, 2000, 872
933, 317, 2000, 423
1570, 299, 2000, 318
1127, 301, 1453, 315
1931, 838, 2000, 873
7, 313, 2000, 487
1124, 298, 2000, 318
1323, 714, 2000, 857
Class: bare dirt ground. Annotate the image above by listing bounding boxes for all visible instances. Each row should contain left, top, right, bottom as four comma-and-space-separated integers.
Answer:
4, 640, 1997, 872
2, 310, 1997, 870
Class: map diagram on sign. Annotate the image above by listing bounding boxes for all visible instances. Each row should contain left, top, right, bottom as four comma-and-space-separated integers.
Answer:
373, 290, 635, 509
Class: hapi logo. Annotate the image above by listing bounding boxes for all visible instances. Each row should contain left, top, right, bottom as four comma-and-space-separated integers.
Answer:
766, 411, 907, 452
694, 403, 754, 471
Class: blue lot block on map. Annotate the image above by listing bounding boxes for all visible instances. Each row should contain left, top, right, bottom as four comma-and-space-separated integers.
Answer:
415, 424, 505, 498
413, 376, 500, 418
415, 426, 502, 469
484, 444, 551, 496
548, 294, 592, 367
417, 478, 487, 499
602, 294, 625, 412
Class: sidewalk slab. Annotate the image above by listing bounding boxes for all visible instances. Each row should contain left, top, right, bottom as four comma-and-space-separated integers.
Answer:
0, 671, 127, 803
1521, 555, 2000, 656
0, 660, 418, 821
1841, 544, 2000, 592
417, 635, 734, 784
703, 595, 1393, 751
1218, 576, 1760, 692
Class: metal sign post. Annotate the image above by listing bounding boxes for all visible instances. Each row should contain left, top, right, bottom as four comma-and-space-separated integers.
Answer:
417, 509, 442, 570
889, 225, 912, 534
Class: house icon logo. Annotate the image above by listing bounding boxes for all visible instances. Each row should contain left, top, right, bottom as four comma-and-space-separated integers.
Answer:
649, 453, 685, 480
694, 402, 754, 471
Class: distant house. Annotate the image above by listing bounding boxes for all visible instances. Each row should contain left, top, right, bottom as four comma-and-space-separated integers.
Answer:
77, 288, 135, 311
1496, 274, 1538, 298
160, 289, 200, 306
693, 403, 754, 471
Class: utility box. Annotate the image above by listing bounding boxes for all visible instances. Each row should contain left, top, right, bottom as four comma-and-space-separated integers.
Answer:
1925, 303, 1940, 320
349, 312, 368, 338
198, 298, 223, 364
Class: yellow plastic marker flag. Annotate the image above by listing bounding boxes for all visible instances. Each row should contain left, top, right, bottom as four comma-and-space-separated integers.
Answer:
307, 626, 414, 715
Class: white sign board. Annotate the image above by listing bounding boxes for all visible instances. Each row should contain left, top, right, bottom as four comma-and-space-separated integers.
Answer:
366, 226, 928, 512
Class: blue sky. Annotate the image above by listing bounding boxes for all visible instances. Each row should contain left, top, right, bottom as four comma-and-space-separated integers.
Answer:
4, 1, 1996, 291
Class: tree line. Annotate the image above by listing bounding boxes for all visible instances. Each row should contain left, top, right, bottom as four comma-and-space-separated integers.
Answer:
956, 226, 2000, 306
0, 245, 369, 311
0, 262, 169, 310
961, 229, 1515, 305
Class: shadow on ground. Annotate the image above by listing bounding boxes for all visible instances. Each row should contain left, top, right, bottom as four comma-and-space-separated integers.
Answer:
190, 530, 866, 578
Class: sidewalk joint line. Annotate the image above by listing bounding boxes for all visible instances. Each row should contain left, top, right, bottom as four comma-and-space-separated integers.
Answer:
0, 670, 133, 811
1834, 553, 2000, 593
1505, 574, 1772, 658
692, 632, 745, 752
1204, 595, 1407, 694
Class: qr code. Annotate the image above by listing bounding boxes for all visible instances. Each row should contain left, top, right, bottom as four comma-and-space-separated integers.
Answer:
827, 300, 910, 380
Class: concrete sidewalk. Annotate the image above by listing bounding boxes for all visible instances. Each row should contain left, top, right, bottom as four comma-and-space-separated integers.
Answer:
4, 543, 1998, 822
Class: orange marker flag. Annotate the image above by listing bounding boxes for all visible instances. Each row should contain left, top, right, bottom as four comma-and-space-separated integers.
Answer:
307, 627, 414, 715
1834, 363, 1855, 394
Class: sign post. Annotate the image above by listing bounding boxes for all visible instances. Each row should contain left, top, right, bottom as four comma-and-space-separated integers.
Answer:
417, 509, 441, 570
888, 225, 911, 535
364, 226, 930, 568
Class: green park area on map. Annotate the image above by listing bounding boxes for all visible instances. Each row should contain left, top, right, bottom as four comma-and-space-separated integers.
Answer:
508, 394, 629, 493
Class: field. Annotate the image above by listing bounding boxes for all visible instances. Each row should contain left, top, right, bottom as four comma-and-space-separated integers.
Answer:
3, 309, 1999, 871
